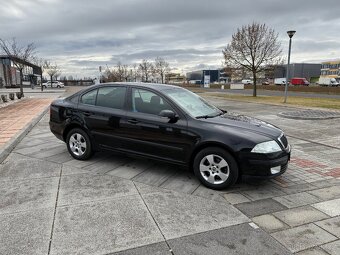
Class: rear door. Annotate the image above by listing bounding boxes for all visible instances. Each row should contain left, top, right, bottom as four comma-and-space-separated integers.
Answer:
77, 85, 127, 149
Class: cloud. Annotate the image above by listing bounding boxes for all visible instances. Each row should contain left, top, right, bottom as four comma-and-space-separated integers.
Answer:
0, 0, 339, 77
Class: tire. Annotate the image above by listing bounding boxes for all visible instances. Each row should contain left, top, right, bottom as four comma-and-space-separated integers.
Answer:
66, 128, 93, 160
57, 85, 61, 88
193, 147, 238, 190
43, 85, 47, 89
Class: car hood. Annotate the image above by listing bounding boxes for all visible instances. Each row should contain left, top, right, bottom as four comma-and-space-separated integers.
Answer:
202, 112, 282, 139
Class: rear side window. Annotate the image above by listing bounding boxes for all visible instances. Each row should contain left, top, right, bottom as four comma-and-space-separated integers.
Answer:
96, 86, 126, 109
80, 89, 98, 105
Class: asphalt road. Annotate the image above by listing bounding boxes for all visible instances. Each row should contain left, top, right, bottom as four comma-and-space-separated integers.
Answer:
204, 87, 340, 99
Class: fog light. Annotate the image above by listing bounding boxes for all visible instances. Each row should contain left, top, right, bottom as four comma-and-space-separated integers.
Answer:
271, 166, 281, 174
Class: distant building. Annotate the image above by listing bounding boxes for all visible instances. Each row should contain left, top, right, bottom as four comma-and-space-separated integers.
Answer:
320, 60, 340, 79
186, 69, 229, 84
165, 73, 186, 84
0, 55, 42, 87
273, 63, 321, 81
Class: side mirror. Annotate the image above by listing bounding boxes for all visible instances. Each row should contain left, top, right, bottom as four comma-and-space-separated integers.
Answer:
159, 110, 178, 122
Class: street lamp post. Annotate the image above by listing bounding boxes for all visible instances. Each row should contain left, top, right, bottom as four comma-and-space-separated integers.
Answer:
284, 30, 296, 103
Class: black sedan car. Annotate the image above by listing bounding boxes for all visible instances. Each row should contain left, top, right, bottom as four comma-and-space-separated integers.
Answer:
50, 82, 290, 190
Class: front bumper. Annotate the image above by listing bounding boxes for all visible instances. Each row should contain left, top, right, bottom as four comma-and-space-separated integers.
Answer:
239, 145, 291, 179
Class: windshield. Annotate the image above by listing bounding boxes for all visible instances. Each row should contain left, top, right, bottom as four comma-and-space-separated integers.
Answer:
162, 87, 222, 118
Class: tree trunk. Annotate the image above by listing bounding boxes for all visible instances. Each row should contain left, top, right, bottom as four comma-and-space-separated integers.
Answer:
50, 75, 53, 87
252, 71, 257, 97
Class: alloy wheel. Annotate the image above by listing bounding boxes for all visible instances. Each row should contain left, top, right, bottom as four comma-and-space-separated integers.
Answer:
199, 154, 230, 185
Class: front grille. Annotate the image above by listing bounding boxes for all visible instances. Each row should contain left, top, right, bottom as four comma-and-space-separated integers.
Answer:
279, 134, 288, 148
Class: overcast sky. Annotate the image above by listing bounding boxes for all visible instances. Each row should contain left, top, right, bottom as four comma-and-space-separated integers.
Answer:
1, 0, 340, 77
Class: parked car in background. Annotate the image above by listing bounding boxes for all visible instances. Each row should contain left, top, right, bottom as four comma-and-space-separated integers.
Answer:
241, 79, 253, 85
290, 78, 309, 86
42, 81, 64, 88
318, 77, 339, 87
274, 78, 287, 85
49, 82, 290, 190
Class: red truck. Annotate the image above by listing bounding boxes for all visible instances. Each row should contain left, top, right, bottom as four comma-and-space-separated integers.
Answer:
290, 77, 310, 86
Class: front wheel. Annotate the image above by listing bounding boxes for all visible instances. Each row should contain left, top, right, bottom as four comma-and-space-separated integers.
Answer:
193, 147, 238, 190
66, 128, 93, 160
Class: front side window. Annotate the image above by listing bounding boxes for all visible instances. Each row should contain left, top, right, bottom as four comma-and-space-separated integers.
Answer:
96, 86, 126, 109
80, 89, 98, 105
132, 88, 173, 115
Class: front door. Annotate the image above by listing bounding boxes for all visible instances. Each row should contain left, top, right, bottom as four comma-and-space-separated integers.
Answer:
120, 87, 192, 164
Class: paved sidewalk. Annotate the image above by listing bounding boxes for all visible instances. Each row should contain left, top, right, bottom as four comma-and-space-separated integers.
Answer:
0, 91, 339, 255
0, 98, 54, 147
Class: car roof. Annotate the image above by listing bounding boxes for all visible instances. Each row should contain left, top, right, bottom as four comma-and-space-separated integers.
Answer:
91, 82, 183, 92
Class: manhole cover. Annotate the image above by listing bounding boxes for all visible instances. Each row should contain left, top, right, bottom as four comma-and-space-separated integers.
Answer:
278, 110, 340, 120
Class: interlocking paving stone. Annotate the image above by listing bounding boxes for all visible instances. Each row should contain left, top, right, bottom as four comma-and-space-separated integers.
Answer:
132, 164, 178, 186
273, 206, 329, 227
58, 174, 138, 206
81, 155, 128, 174
168, 223, 291, 255
142, 190, 249, 239
321, 239, 340, 255
0, 153, 61, 180
61, 164, 93, 176
192, 184, 232, 202
223, 192, 251, 205
235, 198, 288, 218
0, 177, 59, 214
160, 171, 200, 194
308, 186, 340, 201
45, 151, 73, 164
110, 242, 170, 255
277, 183, 318, 194
50, 195, 163, 255
107, 159, 154, 179
315, 216, 340, 238
273, 192, 321, 208
0, 208, 54, 255
252, 214, 289, 233
296, 247, 330, 255
272, 223, 337, 253
240, 186, 286, 201
312, 198, 340, 217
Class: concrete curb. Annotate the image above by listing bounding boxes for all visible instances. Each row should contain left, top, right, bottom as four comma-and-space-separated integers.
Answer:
0, 105, 50, 163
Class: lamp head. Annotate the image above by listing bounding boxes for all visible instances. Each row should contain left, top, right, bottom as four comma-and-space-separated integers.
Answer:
287, 30, 296, 38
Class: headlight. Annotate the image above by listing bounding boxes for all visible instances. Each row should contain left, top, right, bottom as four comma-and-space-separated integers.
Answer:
251, 140, 282, 153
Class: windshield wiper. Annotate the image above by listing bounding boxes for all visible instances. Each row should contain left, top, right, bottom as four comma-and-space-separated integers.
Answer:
196, 111, 224, 119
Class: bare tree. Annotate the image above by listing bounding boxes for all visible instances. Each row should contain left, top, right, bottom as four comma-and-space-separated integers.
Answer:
154, 57, 170, 84
222, 22, 282, 96
32, 57, 46, 91
131, 63, 140, 82
138, 59, 153, 82
0, 38, 37, 95
44, 61, 61, 85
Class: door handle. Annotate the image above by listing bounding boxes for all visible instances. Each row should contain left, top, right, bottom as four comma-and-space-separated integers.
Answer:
83, 111, 92, 116
127, 119, 139, 124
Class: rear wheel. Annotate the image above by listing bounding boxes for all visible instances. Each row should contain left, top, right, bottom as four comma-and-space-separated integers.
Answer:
193, 147, 238, 190
66, 128, 93, 160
